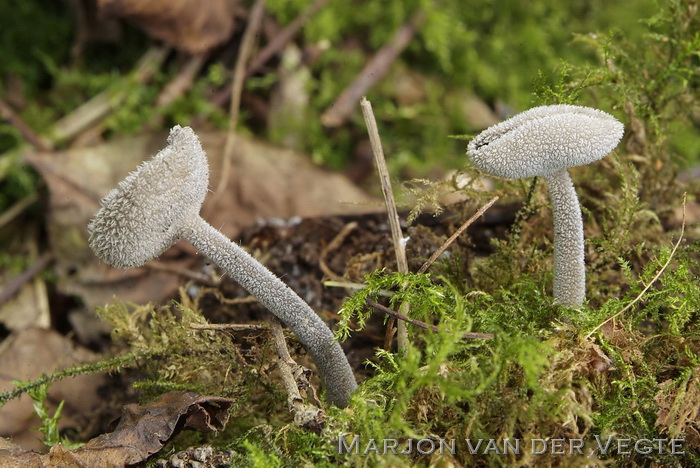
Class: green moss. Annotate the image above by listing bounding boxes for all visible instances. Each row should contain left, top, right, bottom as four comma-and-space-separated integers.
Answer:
95, 300, 261, 405
0, 1, 74, 94
2, 0, 698, 465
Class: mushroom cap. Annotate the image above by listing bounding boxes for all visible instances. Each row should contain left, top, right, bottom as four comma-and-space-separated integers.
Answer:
88, 125, 209, 268
467, 104, 624, 179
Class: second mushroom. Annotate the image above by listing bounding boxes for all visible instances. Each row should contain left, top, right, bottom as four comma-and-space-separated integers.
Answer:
467, 104, 624, 307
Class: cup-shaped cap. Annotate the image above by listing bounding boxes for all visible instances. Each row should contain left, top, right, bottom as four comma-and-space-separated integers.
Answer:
88, 126, 209, 268
467, 104, 624, 179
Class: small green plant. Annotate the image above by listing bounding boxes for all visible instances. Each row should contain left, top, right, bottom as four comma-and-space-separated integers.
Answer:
25, 382, 82, 449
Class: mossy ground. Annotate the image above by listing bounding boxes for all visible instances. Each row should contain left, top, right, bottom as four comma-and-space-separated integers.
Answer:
1, 0, 698, 466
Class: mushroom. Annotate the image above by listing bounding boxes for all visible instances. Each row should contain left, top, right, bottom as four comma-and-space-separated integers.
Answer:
88, 126, 357, 407
467, 104, 624, 306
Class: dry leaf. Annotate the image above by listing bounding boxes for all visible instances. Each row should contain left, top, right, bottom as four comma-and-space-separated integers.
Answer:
584, 342, 613, 374
0, 391, 235, 467
0, 328, 106, 452
97, 0, 237, 53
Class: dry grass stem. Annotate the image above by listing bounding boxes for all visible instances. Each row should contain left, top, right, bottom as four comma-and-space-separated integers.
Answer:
418, 195, 500, 274
189, 323, 268, 331
246, 0, 329, 78
50, 46, 169, 143
216, 0, 267, 196
320, 221, 358, 282
360, 97, 409, 351
321, 11, 425, 127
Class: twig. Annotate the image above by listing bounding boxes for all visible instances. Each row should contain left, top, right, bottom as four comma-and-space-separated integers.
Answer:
319, 221, 358, 282
360, 98, 407, 273
49, 46, 169, 144
269, 318, 325, 427
215, 0, 267, 197
0, 192, 40, 230
0, 100, 50, 150
211, 0, 329, 108
584, 193, 687, 340
209, 291, 259, 306
0, 251, 53, 306
418, 196, 500, 274
360, 97, 409, 351
366, 299, 494, 340
321, 10, 425, 127
189, 323, 267, 331
156, 52, 210, 108
246, 0, 329, 78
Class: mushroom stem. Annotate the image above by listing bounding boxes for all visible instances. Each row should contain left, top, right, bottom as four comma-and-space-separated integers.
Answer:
181, 216, 358, 408
543, 170, 585, 306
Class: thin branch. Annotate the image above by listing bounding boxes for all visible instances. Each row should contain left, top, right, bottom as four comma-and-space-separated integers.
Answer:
321, 10, 424, 127
0, 192, 40, 230
0, 251, 53, 306
211, 0, 329, 108
323, 281, 394, 297
246, 0, 329, 78
0, 100, 50, 150
50, 46, 169, 144
584, 193, 687, 340
360, 97, 409, 351
215, 0, 267, 197
418, 196, 500, 274
319, 221, 358, 282
155, 52, 210, 108
366, 299, 494, 340
189, 323, 267, 332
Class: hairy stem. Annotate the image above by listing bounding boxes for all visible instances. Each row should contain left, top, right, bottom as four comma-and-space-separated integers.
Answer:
544, 170, 585, 307
181, 216, 357, 407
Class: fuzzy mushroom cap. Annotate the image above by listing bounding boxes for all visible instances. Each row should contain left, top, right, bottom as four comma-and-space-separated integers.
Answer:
467, 104, 624, 179
88, 125, 209, 268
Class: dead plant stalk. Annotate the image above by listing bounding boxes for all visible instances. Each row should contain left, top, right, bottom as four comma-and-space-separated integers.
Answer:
360, 97, 409, 352
216, 0, 267, 197
417, 195, 500, 274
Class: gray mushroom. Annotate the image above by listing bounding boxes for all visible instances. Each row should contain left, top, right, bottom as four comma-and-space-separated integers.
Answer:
467, 104, 624, 306
88, 126, 357, 407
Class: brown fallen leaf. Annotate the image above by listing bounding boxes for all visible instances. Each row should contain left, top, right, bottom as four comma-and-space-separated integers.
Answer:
584, 342, 614, 374
25, 129, 378, 313
97, 0, 238, 53
0, 328, 107, 452
0, 441, 43, 467
0, 391, 235, 468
